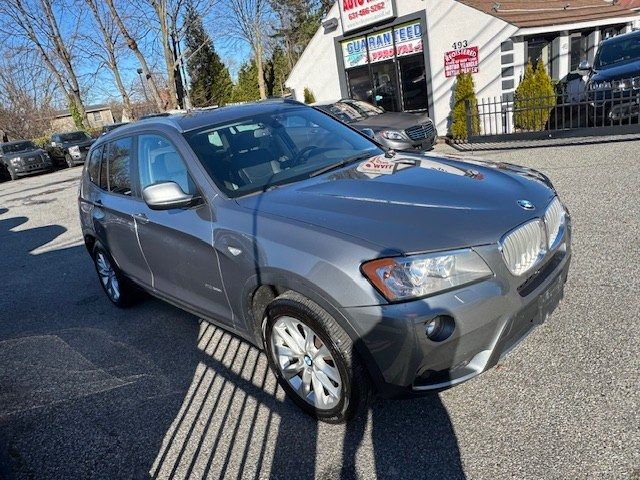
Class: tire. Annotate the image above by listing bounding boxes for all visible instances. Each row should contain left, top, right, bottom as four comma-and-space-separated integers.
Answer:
65, 154, 74, 168
92, 243, 141, 308
263, 291, 371, 423
8, 168, 17, 181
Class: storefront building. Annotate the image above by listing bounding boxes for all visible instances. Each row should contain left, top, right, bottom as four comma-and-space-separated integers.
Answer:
286, 0, 640, 135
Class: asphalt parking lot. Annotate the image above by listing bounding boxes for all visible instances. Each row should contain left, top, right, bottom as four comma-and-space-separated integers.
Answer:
0, 141, 638, 480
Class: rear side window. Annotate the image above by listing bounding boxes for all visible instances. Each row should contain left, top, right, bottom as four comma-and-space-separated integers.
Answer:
105, 137, 133, 195
87, 146, 102, 185
137, 134, 197, 195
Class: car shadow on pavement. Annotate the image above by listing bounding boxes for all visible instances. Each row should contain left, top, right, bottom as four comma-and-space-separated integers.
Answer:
0, 209, 465, 479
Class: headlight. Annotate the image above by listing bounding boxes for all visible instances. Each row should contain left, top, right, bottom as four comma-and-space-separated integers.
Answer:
544, 197, 566, 250
10, 157, 22, 165
379, 130, 406, 141
591, 81, 611, 91
362, 249, 493, 302
69, 146, 81, 157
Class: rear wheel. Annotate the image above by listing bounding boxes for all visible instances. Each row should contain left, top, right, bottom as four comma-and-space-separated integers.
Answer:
92, 244, 140, 307
263, 291, 371, 423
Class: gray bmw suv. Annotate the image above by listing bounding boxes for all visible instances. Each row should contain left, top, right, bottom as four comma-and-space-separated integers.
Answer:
79, 100, 571, 422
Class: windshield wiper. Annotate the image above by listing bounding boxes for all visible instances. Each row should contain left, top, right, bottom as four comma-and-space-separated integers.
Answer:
309, 152, 376, 178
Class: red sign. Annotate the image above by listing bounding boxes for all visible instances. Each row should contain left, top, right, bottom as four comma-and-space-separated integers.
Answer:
444, 47, 479, 78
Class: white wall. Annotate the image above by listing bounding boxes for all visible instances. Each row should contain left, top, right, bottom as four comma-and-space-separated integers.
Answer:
424, 0, 518, 134
286, 3, 343, 102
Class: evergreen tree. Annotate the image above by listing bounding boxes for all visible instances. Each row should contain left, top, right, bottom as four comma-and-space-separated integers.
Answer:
450, 73, 480, 140
185, 6, 233, 107
264, 47, 289, 97
514, 59, 556, 131
231, 61, 261, 103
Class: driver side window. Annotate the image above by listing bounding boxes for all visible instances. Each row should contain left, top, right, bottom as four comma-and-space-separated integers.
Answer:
137, 134, 197, 196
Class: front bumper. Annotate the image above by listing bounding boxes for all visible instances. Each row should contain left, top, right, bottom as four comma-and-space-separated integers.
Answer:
12, 160, 54, 176
69, 152, 88, 164
342, 234, 571, 398
378, 131, 437, 152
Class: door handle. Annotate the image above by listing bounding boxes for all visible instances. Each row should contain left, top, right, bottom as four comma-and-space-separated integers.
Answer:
133, 213, 149, 224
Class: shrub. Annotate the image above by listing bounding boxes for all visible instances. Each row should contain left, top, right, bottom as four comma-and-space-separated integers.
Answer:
514, 59, 556, 131
32, 136, 50, 149
450, 73, 480, 140
303, 87, 316, 104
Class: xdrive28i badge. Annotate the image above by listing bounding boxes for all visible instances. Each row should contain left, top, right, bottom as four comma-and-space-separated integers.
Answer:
518, 199, 535, 210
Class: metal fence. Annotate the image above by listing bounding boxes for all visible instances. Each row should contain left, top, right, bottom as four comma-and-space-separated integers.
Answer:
461, 77, 640, 143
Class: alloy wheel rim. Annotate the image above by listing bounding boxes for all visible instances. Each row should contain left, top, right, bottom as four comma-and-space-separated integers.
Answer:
96, 252, 120, 301
270, 316, 343, 410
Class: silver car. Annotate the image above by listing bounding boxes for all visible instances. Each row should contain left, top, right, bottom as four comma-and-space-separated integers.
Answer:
79, 100, 571, 423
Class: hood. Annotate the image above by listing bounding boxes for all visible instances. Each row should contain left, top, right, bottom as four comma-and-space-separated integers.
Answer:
235, 153, 556, 254
592, 59, 640, 82
354, 112, 431, 131
3, 148, 46, 160
63, 138, 95, 148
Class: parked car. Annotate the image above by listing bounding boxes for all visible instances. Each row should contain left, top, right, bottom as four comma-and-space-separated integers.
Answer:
101, 122, 128, 135
48, 131, 95, 168
579, 29, 640, 124
79, 100, 571, 422
0, 140, 53, 180
314, 99, 437, 151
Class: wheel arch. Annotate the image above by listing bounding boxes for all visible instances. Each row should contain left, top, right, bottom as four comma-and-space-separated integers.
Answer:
242, 269, 384, 393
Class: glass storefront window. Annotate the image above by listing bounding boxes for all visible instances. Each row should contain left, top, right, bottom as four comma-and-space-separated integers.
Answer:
399, 56, 428, 111
341, 20, 428, 112
346, 66, 374, 103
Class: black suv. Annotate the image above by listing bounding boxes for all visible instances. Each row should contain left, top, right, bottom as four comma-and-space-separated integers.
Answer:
581, 30, 640, 123
0, 140, 53, 180
48, 131, 95, 168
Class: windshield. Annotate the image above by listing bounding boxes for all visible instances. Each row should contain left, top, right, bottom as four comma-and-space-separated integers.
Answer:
320, 103, 365, 123
348, 100, 384, 116
184, 106, 382, 197
59, 131, 90, 142
594, 36, 640, 68
3, 141, 36, 153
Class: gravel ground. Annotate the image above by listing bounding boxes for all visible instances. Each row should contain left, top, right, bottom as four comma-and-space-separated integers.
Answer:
0, 141, 638, 480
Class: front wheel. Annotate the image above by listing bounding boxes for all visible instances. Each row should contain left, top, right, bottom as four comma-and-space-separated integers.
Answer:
8, 168, 17, 180
65, 154, 74, 168
263, 291, 371, 423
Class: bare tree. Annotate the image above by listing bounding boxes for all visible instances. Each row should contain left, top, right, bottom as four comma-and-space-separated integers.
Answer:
224, 0, 272, 100
0, 51, 58, 139
82, 0, 134, 119
0, 0, 89, 126
104, 0, 167, 111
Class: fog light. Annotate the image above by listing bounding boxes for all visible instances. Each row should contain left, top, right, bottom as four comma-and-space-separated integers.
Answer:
426, 318, 440, 336
425, 315, 455, 342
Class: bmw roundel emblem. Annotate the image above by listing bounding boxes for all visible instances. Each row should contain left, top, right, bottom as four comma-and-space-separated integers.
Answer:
517, 199, 535, 210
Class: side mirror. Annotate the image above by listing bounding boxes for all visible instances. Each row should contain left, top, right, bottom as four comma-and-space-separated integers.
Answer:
142, 181, 198, 210
578, 60, 591, 73
361, 128, 376, 139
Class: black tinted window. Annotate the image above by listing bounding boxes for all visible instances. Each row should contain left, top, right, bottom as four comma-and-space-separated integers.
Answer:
138, 134, 196, 195
87, 146, 102, 185
106, 137, 132, 195
184, 106, 381, 197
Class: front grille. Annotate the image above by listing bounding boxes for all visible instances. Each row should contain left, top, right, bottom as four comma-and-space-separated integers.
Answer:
500, 219, 547, 277
544, 198, 565, 249
405, 122, 434, 141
